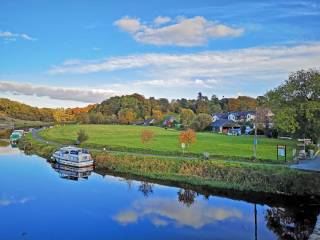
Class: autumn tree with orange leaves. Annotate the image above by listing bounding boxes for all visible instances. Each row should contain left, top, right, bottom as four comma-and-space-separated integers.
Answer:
118, 108, 136, 124
179, 129, 196, 149
141, 130, 155, 144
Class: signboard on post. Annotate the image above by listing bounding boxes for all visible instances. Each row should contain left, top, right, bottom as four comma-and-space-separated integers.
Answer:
277, 145, 287, 162
181, 143, 186, 154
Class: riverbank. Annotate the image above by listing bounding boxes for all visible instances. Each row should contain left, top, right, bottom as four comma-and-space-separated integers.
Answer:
20, 133, 320, 196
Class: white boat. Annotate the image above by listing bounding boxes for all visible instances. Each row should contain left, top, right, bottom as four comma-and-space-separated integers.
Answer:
52, 146, 94, 167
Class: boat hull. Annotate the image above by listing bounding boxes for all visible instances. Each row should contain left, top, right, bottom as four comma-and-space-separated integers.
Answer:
53, 156, 94, 167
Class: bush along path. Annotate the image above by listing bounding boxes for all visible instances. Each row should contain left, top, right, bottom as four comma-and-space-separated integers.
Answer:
20, 129, 320, 196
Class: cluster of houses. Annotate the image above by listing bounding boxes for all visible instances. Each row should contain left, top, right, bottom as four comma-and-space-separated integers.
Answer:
139, 110, 273, 136
211, 111, 256, 135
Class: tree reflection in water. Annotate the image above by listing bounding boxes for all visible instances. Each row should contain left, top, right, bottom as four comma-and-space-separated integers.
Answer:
138, 182, 154, 197
265, 207, 317, 240
178, 189, 198, 207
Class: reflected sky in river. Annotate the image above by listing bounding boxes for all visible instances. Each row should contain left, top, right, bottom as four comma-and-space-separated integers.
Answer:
0, 145, 317, 240
0, 141, 20, 155
114, 197, 243, 228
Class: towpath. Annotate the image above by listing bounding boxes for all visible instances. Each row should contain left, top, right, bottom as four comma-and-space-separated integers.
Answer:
290, 151, 320, 172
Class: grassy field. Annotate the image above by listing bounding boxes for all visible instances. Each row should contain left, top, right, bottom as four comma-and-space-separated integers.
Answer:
39, 124, 295, 162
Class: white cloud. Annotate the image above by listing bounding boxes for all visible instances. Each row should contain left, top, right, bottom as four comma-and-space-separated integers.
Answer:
45, 42, 320, 100
0, 31, 36, 42
6, 42, 320, 105
154, 16, 171, 25
0, 81, 115, 103
114, 16, 244, 46
48, 42, 320, 78
114, 16, 143, 33
0, 197, 33, 207
113, 197, 243, 229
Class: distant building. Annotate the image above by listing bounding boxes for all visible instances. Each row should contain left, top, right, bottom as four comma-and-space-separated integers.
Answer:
162, 116, 178, 128
143, 118, 156, 126
212, 111, 256, 123
211, 119, 240, 134
227, 111, 256, 122
212, 113, 228, 122
211, 111, 256, 134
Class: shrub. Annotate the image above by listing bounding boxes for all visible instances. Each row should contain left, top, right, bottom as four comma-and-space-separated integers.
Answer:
194, 113, 212, 131
141, 130, 155, 144
77, 129, 89, 144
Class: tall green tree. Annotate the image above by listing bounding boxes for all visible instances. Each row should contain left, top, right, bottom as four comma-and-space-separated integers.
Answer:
265, 69, 320, 142
180, 108, 195, 128
193, 113, 212, 131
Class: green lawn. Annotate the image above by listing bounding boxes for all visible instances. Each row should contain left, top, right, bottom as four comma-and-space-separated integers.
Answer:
39, 124, 295, 162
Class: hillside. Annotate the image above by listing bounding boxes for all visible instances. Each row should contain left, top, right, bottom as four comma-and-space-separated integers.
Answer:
0, 98, 94, 124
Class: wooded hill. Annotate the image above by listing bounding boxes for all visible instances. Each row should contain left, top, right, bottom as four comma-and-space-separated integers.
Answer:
0, 94, 257, 124
88, 93, 257, 124
0, 98, 94, 124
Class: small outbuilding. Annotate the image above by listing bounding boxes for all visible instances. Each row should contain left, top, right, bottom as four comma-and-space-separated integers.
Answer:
211, 119, 240, 134
143, 118, 156, 126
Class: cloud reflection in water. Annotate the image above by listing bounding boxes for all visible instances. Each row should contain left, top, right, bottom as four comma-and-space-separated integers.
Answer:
114, 197, 243, 229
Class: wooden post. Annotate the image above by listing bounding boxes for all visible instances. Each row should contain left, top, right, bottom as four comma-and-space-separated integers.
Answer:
253, 124, 257, 160
253, 107, 258, 160
284, 145, 287, 162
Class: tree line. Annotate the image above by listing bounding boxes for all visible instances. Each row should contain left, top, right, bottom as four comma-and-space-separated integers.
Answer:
1, 69, 318, 142
84, 93, 257, 125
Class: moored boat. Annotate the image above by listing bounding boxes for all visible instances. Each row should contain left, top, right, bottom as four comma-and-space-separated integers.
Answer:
52, 146, 94, 167
10, 130, 24, 143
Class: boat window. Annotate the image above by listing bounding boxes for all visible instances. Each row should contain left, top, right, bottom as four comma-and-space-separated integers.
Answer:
64, 151, 69, 154
82, 149, 89, 154
70, 150, 79, 155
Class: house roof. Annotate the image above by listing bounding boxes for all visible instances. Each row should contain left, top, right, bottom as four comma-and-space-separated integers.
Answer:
144, 118, 155, 125
212, 113, 228, 119
211, 119, 240, 128
228, 111, 256, 117
212, 111, 255, 119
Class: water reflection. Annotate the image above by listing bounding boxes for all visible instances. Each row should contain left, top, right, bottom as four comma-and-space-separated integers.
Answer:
138, 181, 154, 197
51, 163, 94, 181
0, 197, 33, 207
265, 207, 317, 240
178, 189, 198, 207
0, 140, 10, 147
1, 145, 319, 240
114, 196, 243, 229
0, 140, 20, 155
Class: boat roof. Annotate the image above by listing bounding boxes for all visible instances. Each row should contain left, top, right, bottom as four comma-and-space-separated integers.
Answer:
60, 146, 83, 151
13, 130, 24, 133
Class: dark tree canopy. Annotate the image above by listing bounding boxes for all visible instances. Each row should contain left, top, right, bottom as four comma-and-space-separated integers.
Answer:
264, 69, 320, 142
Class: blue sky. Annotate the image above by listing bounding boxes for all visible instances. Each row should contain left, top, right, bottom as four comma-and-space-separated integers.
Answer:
0, 0, 319, 107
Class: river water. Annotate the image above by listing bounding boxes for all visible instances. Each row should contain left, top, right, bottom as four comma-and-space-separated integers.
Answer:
0, 143, 319, 240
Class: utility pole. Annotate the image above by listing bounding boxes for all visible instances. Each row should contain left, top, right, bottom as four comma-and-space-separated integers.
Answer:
253, 107, 258, 160
254, 204, 257, 240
